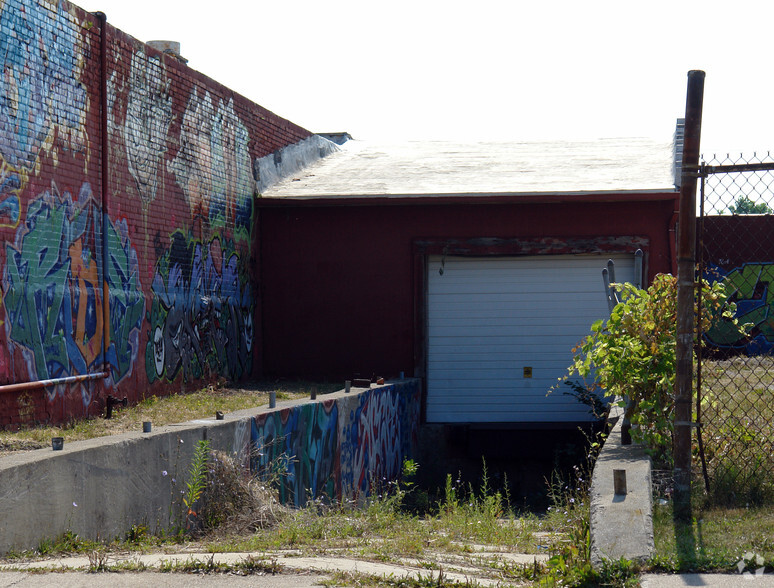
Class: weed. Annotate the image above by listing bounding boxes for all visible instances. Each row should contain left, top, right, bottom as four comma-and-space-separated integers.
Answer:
182, 439, 210, 533
125, 524, 149, 545
37, 530, 98, 556
155, 554, 283, 575
87, 550, 109, 573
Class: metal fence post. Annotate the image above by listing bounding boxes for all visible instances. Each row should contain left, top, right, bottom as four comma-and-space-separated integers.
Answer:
675, 70, 705, 521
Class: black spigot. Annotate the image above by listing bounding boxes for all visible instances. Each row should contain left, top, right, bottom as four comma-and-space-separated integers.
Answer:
105, 395, 128, 419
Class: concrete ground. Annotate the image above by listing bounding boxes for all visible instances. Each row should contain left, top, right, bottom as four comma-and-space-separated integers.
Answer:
2, 551, 773, 586
641, 573, 774, 587
0, 571, 328, 587
0, 548, 544, 587
4, 550, 774, 587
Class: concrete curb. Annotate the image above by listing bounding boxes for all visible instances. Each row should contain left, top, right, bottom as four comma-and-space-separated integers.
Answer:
0, 381, 420, 554
589, 403, 654, 566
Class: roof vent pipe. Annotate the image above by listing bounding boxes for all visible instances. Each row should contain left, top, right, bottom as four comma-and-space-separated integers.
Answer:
673, 118, 686, 188
147, 40, 188, 64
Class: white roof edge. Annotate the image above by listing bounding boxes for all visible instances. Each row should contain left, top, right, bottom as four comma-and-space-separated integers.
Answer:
255, 134, 340, 194
257, 188, 678, 201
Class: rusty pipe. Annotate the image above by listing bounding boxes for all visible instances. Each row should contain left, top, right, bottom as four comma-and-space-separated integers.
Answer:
0, 372, 108, 395
96, 11, 111, 381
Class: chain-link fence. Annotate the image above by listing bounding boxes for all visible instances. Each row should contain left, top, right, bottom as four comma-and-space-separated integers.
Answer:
697, 152, 774, 505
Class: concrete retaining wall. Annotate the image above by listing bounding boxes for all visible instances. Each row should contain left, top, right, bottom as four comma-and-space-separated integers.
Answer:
0, 380, 420, 553
589, 404, 655, 566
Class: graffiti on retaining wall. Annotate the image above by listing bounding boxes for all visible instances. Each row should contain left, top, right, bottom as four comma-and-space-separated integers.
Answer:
248, 382, 421, 506
145, 230, 253, 383
3, 183, 144, 400
0, 0, 88, 227
340, 388, 403, 497
168, 90, 253, 238
706, 262, 774, 355
339, 385, 421, 498
251, 402, 339, 507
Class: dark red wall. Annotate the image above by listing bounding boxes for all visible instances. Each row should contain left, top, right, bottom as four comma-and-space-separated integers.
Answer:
258, 194, 678, 380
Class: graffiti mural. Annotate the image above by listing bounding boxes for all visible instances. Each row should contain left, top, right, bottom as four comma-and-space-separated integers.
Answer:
0, 0, 88, 227
3, 183, 144, 400
145, 230, 253, 383
122, 50, 173, 206
706, 262, 774, 355
251, 402, 339, 507
168, 90, 253, 237
247, 381, 420, 505
340, 387, 408, 498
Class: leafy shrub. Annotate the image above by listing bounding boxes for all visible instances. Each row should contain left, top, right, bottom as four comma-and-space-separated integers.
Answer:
563, 274, 742, 467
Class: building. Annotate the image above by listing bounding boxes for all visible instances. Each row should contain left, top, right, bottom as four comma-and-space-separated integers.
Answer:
258, 138, 678, 425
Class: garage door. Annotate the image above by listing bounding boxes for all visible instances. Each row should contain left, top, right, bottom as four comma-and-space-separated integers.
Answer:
426, 254, 635, 423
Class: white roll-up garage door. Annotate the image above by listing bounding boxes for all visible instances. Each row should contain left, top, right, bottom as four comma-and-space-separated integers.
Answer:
426, 254, 635, 423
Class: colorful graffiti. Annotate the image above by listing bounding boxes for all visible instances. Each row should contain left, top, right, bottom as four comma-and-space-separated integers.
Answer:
0, 0, 87, 227
251, 402, 339, 507
706, 263, 774, 354
145, 230, 253, 383
3, 183, 144, 400
339, 385, 421, 498
168, 90, 253, 237
122, 50, 173, 206
248, 382, 421, 506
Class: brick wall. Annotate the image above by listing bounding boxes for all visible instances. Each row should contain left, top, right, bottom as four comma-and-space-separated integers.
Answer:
0, 0, 311, 425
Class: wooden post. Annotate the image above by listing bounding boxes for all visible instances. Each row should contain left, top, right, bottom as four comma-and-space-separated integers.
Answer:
674, 70, 705, 522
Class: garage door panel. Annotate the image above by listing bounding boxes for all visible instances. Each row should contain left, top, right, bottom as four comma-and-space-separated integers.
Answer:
426, 253, 634, 423
428, 336, 591, 350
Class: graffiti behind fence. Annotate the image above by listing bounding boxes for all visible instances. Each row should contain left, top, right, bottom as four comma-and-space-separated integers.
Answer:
705, 262, 774, 355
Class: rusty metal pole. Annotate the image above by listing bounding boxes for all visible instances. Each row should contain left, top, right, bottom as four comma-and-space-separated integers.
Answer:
674, 70, 705, 521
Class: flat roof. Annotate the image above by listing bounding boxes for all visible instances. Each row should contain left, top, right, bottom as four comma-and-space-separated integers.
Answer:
260, 137, 677, 198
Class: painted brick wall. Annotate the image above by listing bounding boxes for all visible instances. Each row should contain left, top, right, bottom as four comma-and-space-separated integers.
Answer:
0, 0, 311, 425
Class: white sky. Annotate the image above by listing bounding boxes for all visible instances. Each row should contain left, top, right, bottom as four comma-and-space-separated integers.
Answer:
77, 0, 774, 156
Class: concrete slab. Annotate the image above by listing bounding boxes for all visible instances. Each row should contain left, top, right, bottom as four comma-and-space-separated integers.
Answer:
589, 408, 655, 566
641, 573, 774, 587
0, 571, 327, 587
0, 549, 509, 586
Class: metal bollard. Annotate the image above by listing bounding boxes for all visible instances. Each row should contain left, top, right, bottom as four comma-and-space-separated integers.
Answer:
269, 391, 276, 408
613, 469, 627, 496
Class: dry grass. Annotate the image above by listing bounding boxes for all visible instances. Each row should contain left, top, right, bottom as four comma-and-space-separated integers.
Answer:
652, 502, 774, 571
0, 379, 339, 455
197, 449, 288, 537
699, 356, 774, 504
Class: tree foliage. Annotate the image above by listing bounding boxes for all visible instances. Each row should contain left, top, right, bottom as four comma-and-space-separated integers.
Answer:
727, 195, 772, 215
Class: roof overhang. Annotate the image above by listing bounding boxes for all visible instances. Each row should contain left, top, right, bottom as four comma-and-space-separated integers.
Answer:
255, 189, 679, 208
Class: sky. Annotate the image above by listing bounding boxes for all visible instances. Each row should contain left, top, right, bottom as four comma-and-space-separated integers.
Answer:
77, 0, 774, 157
